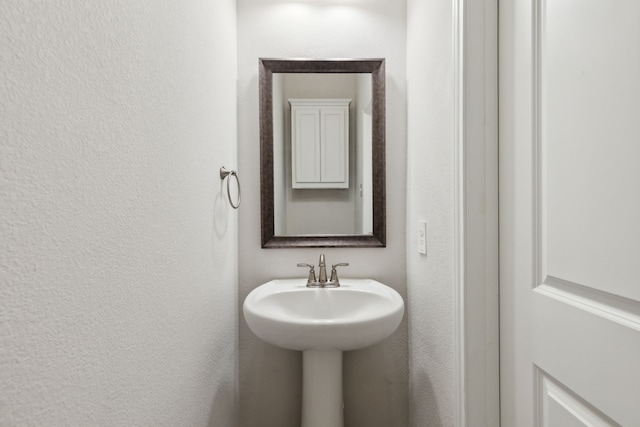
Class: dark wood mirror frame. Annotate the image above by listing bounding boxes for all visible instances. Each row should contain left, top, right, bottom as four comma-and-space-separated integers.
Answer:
260, 58, 386, 248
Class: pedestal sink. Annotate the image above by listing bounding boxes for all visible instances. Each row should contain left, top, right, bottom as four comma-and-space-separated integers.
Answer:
243, 278, 404, 427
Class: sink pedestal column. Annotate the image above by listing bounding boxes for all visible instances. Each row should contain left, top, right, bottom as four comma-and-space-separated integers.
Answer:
302, 350, 343, 427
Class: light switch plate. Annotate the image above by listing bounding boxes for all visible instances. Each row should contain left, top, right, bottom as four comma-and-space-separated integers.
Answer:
418, 220, 427, 255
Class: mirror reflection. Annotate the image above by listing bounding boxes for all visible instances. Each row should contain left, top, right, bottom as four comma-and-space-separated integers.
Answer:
273, 73, 373, 236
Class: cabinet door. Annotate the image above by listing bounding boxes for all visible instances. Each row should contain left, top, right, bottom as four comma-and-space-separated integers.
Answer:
292, 108, 321, 186
320, 108, 348, 186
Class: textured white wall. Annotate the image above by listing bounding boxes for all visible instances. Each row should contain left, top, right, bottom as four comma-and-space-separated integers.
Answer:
237, 1, 408, 426
406, 0, 456, 425
0, 1, 238, 425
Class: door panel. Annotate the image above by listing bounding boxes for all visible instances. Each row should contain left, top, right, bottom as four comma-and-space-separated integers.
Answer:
536, 369, 620, 427
542, 0, 640, 299
500, 0, 640, 425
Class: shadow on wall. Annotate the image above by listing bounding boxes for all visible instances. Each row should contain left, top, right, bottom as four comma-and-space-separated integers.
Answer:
213, 183, 230, 239
411, 369, 443, 426
207, 380, 238, 427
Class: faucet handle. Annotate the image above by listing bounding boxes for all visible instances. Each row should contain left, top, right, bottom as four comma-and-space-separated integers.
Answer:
329, 263, 350, 284
297, 263, 317, 285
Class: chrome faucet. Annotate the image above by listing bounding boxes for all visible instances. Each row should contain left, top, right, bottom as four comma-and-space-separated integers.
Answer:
298, 254, 349, 288
318, 254, 327, 284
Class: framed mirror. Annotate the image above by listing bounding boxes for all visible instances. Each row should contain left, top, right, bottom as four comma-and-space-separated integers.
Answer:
260, 58, 386, 248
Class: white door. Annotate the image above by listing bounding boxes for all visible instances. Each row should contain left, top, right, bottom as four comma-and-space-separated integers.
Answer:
499, 0, 640, 426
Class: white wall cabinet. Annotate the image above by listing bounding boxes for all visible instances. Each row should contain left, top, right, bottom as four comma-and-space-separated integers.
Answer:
289, 99, 351, 189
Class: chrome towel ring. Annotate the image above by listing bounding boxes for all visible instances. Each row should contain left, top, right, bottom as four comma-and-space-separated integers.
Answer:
220, 166, 241, 209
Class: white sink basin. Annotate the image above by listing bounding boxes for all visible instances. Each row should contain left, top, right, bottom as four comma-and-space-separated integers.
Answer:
243, 278, 404, 351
